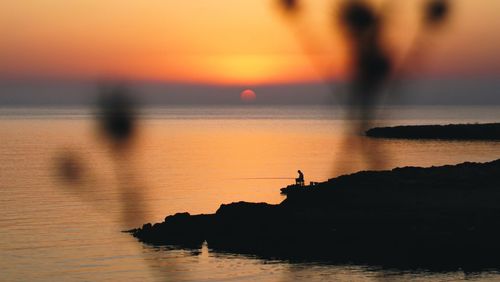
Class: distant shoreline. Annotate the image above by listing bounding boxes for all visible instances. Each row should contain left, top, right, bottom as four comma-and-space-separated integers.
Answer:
366, 123, 500, 140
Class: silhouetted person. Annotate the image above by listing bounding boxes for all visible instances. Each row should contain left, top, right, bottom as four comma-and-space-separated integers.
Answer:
296, 170, 304, 186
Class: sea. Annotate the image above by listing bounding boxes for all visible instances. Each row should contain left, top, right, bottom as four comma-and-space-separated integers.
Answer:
1, 105, 500, 281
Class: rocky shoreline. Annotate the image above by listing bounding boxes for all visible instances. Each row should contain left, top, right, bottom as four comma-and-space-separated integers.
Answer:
130, 159, 500, 270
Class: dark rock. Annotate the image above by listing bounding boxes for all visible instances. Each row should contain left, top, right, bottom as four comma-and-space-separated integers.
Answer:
132, 212, 212, 248
131, 159, 500, 270
366, 123, 500, 140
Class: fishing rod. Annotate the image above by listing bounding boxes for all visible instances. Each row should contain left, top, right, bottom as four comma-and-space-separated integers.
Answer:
232, 177, 295, 180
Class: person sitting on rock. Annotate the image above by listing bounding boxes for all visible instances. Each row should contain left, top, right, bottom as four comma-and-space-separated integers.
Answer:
296, 170, 304, 186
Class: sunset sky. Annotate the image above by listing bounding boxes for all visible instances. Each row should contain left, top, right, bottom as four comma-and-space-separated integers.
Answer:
1, 0, 499, 86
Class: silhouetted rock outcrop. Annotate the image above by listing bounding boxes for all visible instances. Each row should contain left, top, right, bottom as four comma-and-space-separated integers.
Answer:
366, 123, 500, 140
131, 159, 500, 270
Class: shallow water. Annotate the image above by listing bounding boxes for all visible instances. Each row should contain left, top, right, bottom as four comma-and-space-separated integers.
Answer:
1, 105, 500, 281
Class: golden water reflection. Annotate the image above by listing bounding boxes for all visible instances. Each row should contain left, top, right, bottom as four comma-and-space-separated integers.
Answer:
2, 108, 500, 280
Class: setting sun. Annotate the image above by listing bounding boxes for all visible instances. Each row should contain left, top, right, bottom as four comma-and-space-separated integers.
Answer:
240, 89, 257, 102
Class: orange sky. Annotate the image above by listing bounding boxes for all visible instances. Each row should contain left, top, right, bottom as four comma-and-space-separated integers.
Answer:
0, 0, 499, 85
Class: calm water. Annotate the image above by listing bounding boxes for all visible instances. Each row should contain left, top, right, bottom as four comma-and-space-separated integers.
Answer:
1, 105, 500, 281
